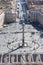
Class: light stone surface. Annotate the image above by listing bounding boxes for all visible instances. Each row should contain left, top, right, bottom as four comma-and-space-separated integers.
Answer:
0, 22, 43, 54
0, 0, 43, 55
0, 12, 5, 28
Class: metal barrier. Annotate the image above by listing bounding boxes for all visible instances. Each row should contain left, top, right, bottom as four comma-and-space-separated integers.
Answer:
0, 54, 43, 64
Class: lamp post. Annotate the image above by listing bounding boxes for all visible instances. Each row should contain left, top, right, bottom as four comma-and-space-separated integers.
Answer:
22, 22, 25, 47
21, 21, 28, 47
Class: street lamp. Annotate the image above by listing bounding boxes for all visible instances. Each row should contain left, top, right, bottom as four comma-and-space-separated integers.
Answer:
22, 23, 25, 46
19, 21, 28, 47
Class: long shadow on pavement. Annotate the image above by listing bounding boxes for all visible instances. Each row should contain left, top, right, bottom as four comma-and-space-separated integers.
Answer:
19, 20, 43, 38
19, 20, 43, 31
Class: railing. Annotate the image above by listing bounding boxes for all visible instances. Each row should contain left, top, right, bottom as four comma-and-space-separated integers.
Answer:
0, 54, 43, 64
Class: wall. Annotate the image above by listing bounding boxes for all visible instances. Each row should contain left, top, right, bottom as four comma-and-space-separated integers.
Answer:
0, 10, 16, 28
4, 12, 16, 24
30, 11, 37, 22
37, 12, 43, 26
30, 11, 43, 26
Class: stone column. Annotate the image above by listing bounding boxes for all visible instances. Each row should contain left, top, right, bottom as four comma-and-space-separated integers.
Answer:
0, 55, 1, 63
1, 55, 3, 63
9, 54, 10, 63
0, 12, 5, 28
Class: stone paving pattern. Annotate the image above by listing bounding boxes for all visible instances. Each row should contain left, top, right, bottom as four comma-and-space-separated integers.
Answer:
0, 21, 43, 54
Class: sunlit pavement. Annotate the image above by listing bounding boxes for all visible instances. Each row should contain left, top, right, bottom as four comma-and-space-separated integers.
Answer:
0, 0, 43, 54
0, 20, 43, 54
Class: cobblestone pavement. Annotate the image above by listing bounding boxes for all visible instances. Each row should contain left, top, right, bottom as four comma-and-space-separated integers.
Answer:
0, 21, 43, 54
